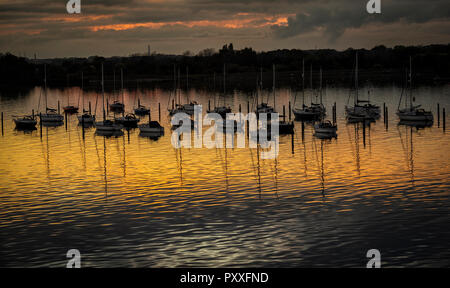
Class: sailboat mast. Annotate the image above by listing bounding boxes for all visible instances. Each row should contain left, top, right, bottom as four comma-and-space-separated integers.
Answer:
273, 64, 276, 109
409, 56, 412, 108
320, 67, 323, 105
310, 64, 313, 105
355, 52, 359, 105
102, 64, 105, 121
81, 72, 84, 112
302, 59, 305, 106
121, 68, 124, 116
44, 64, 47, 111
223, 63, 226, 95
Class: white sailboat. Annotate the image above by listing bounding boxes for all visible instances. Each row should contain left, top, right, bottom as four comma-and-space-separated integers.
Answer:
397, 57, 433, 122
77, 72, 96, 124
40, 65, 64, 123
96, 63, 123, 132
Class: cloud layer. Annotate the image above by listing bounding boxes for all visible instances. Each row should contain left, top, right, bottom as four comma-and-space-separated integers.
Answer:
0, 0, 449, 57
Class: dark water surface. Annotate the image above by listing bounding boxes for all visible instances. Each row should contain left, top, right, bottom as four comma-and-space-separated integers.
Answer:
0, 85, 449, 267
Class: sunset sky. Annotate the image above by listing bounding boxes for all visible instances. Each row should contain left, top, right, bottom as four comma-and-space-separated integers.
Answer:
1, 0, 449, 58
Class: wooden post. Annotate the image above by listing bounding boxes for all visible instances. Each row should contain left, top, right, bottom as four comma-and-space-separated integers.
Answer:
443, 108, 446, 132
89, 102, 92, 114
239, 104, 242, 113
247, 101, 250, 113
172, 99, 174, 110
383, 102, 386, 124
283, 105, 286, 120
385, 107, 389, 130
208, 100, 211, 112
1, 112, 3, 136
363, 120, 366, 148
58, 101, 60, 114
158, 103, 161, 121
82, 115, 85, 140
288, 101, 291, 121
39, 113, 42, 139
65, 112, 68, 131
32, 109, 34, 118
438, 103, 440, 127
149, 109, 151, 122
301, 121, 305, 142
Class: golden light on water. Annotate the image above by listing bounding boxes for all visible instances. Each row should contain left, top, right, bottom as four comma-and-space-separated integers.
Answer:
0, 85, 449, 267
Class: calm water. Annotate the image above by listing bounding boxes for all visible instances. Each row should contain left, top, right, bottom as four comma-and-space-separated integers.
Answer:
0, 85, 449, 267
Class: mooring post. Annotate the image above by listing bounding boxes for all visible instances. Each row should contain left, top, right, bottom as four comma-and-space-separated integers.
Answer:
32, 109, 34, 119
363, 120, 366, 148
39, 113, 42, 139
158, 102, 161, 121
383, 103, 386, 124
107, 99, 109, 114
172, 99, 174, 110
289, 101, 291, 121
208, 100, 211, 112
385, 107, 389, 130
1, 112, 3, 136
291, 133, 294, 155
247, 101, 250, 114
65, 112, 68, 131
438, 103, 440, 127
58, 101, 60, 114
239, 104, 242, 113
301, 121, 305, 141
82, 115, 85, 140
89, 102, 92, 114
443, 108, 446, 132
283, 105, 286, 120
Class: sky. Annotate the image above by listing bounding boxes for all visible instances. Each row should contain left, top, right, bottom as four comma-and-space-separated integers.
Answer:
1, 0, 449, 58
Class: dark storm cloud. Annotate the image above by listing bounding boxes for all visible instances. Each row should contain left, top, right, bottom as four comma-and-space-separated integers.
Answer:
0, 0, 449, 57
272, 0, 450, 41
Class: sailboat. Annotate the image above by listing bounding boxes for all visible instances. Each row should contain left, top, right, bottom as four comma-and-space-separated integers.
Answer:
314, 68, 337, 138
77, 72, 96, 124
255, 66, 275, 115
168, 66, 193, 116
397, 56, 433, 122
139, 110, 164, 137
272, 64, 294, 134
40, 65, 64, 124
346, 52, 380, 121
63, 79, 79, 113
13, 114, 37, 129
96, 63, 123, 133
208, 63, 232, 117
134, 98, 150, 116
109, 69, 125, 111
292, 61, 325, 119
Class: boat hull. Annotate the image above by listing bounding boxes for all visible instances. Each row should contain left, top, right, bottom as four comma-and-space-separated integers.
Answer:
40, 114, 64, 122
14, 119, 37, 128
397, 112, 433, 122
